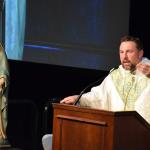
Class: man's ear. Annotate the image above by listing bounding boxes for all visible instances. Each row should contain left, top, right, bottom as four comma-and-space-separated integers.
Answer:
139, 50, 144, 59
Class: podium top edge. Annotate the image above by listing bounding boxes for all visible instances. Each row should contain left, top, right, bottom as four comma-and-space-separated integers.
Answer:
52, 103, 137, 116
52, 103, 150, 128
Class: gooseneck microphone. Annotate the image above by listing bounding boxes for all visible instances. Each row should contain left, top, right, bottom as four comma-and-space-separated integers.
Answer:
73, 78, 102, 105
73, 67, 118, 105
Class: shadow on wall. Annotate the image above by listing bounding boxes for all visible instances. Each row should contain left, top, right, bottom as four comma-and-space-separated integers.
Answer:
7, 100, 39, 150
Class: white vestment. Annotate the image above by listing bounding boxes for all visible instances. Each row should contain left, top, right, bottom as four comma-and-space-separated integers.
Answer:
80, 65, 150, 124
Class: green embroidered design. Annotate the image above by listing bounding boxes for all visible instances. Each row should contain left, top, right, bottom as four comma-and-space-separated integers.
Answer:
110, 68, 150, 110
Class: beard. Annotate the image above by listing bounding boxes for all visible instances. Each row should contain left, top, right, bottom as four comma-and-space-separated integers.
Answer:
122, 62, 136, 72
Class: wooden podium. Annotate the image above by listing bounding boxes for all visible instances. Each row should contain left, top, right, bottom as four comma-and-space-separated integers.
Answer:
52, 103, 150, 150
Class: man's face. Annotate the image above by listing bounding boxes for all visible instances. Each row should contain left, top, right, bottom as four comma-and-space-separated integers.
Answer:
119, 41, 143, 70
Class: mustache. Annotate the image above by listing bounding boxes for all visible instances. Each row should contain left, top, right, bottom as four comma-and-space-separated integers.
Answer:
122, 59, 130, 63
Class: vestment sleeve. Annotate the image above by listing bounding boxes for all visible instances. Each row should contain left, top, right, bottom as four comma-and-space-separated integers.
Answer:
79, 76, 110, 109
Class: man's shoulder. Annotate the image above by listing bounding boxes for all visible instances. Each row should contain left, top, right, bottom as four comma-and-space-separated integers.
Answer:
108, 66, 122, 80
109, 66, 121, 74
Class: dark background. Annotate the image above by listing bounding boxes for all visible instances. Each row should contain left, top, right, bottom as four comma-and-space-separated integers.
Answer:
23, 0, 129, 70
129, 1, 150, 57
5, 0, 150, 150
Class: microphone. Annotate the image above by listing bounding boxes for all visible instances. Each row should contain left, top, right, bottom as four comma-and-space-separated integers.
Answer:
73, 67, 118, 105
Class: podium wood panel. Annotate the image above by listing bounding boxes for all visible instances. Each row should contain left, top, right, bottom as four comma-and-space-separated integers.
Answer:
52, 103, 150, 150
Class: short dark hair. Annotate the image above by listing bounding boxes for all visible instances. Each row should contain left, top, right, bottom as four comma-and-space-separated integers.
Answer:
120, 35, 143, 50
